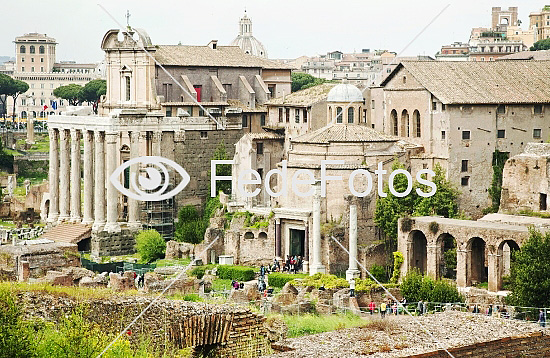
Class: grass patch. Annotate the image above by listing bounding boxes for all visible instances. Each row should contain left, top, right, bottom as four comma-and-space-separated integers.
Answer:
518, 209, 550, 219
274, 312, 366, 338
212, 278, 232, 291
0, 282, 140, 300
153, 257, 192, 267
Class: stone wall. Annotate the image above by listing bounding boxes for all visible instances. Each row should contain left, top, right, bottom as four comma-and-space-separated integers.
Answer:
17, 292, 271, 358
91, 228, 136, 257
406, 331, 550, 358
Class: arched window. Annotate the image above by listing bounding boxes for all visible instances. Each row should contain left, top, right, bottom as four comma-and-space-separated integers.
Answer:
336, 107, 343, 123
401, 109, 409, 137
30, 45, 35, 54
348, 107, 354, 123
413, 110, 421, 137
21, 111, 27, 119
39, 46, 45, 54
391, 110, 398, 136
20, 45, 26, 54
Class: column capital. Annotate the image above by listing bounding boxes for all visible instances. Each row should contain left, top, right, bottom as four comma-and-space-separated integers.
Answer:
94, 131, 104, 142
48, 128, 58, 139
152, 131, 162, 142
174, 130, 185, 142
70, 128, 81, 141
105, 131, 118, 142
59, 128, 69, 140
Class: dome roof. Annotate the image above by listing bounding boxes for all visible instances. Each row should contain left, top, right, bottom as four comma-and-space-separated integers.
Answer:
230, 12, 268, 58
326, 84, 364, 103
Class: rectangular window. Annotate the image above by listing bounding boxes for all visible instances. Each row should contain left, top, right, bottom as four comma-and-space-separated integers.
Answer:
166, 108, 172, 117
462, 131, 470, 140
260, 114, 266, 126
21, 67, 24, 72
497, 105, 506, 114
295, 109, 300, 123
242, 115, 248, 128
461, 160, 468, 172
257, 142, 264, 155
198, 108, 205, 117
541, 193, 547, 211
432, 102, 437, 111
40, 84, 44, 89
125, 76, 131, 101
534, 129, 542, 138
442, 104, 446, 111
193, 85, 202, 102
303, 108, 308, 123
31, 67, 34, 72
461, 177, 470, 186
534, 104, 543, 115
21, 99, 26, 106
441, 131, 446, 139
40, 58, 44, 62
278, 108, 283, 122
285, 108, 290, 123
497, 129, 506, 138
200, 131, 208, 139
371, 100, 375, 109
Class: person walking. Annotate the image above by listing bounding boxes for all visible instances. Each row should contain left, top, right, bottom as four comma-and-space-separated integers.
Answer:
380, 301, 386, 318
422, 300, 427, 315
417, 300, 423, 316
349, 278, 356, 297
260, 265, 266, 278
368, 300, 376, 315
539, 310, 546, 327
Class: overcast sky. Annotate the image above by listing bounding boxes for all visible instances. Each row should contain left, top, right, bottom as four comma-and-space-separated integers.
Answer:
0, 1, 544, 63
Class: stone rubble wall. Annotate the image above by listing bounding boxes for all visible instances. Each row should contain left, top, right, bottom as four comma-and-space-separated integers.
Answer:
407, 331, 550, 358
17, 292, 271, 358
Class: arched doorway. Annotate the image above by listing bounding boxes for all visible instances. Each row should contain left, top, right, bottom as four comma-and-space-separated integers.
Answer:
409, 230, 427, 274
497, 239, 520, 290
467, 237, 487, 286
437, 233, 456, 279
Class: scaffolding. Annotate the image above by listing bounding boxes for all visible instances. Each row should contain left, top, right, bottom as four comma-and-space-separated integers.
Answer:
141, 169, 176, 240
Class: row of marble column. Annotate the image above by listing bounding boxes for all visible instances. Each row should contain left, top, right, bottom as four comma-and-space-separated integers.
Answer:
47, 128, 142, 232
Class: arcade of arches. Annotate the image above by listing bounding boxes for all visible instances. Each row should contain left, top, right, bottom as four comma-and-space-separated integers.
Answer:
398, 216, 529, 292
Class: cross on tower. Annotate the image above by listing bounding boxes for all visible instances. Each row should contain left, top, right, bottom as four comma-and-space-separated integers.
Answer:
126, 10, 131, 28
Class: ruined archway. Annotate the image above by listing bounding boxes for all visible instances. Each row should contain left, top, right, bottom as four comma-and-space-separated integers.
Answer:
437, 233, 456, 279
467, 237, 487, 286
409, 230, 427, 274
497, 239, 520, 291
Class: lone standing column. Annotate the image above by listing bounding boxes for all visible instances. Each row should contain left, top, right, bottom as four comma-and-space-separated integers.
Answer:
47, 128, 59, 223
69, 129, 81, 222
346, 204, 360, 281
92, 131, 105, 231
82, 130, 94, 225
104, 132, 120, 233
309, 182, 326, 275
58, 129, 70, 222
127, 131, 141, 230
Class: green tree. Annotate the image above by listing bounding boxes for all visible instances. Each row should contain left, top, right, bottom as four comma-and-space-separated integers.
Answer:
400, 270, 463, 303
78, 79, 106, 114
0, 287, 35, 358
135, 229, 166, 263
375, 161, 459, 247
8, 80, 29, 121
530, 38, 550, 51
291, 72, 327, 92
175, 205, 206, 245
507, 229, 550, 308
0, 74, 14, 120
53, 84, 83, 106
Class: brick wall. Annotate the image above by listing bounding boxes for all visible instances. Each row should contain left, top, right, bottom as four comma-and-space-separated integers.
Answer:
407, 331, 550, 358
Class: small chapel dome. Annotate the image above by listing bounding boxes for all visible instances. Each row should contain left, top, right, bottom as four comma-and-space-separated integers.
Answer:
326, 83, 364, 103
230, 12, 268, 58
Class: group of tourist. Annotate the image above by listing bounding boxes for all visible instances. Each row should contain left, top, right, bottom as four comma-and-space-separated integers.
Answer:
365, 299, 409, 318
267, 256, 303, 273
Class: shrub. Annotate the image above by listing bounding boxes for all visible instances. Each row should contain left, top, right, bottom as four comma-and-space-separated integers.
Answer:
428, 221, 439, 234
0, 287, 35, 358
217, 265, 255, 281
135, 230, 166, 263
291, 273, 349, 289
369, 264, 387, 283
190, 266, 206, 279
175, 205, 205, 244
390, 251, 404, 284
269, 273, 308, 288
400, 270, 463, 303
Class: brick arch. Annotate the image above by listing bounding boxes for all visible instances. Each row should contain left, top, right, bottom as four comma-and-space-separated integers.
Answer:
408, 229, 427, 274
435, 232, 456, 279
466, 237, 487, 286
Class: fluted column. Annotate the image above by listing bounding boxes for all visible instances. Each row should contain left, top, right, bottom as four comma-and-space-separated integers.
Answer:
346, 204, 360, 280
69, 129, 81, 222
309, 183, 326, 275
82, 131, 94, 224
58, 129, 70, 222
104, 132, 120, 233
92, 131, 105, 231
127, 131, 141, 230
47, 128, 59, 223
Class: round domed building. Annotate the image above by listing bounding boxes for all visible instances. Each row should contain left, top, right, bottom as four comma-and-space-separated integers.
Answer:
230, 11, 268, 58
326, 83, 365, 124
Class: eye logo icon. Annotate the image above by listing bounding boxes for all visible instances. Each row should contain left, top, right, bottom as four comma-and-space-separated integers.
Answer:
110, 156, 190, 201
